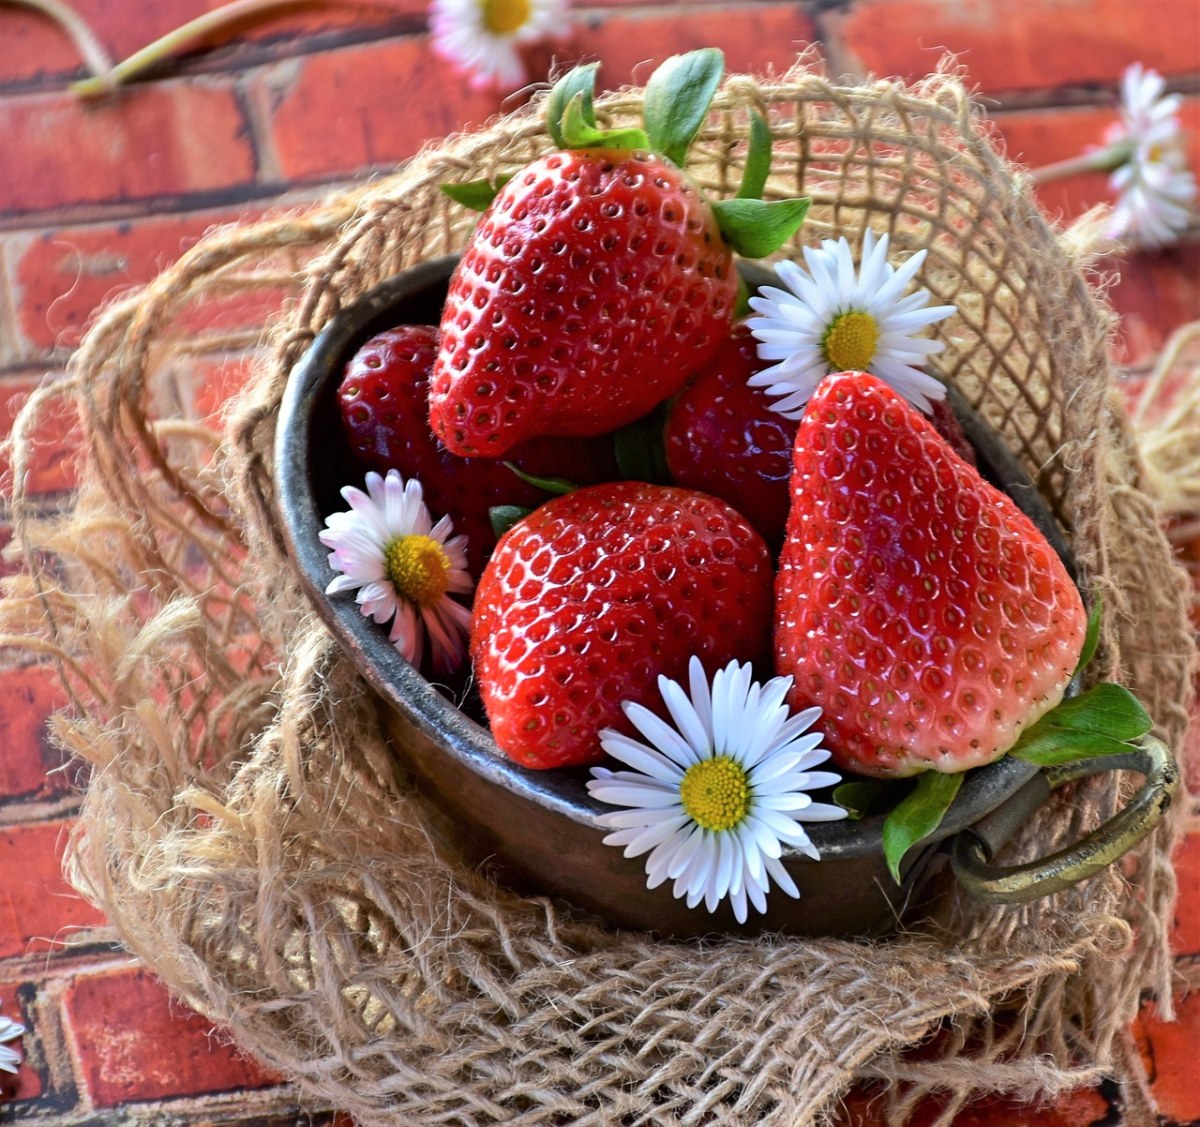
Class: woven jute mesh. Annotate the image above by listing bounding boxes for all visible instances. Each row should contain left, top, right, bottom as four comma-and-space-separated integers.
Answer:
4, 64, 1197, 1126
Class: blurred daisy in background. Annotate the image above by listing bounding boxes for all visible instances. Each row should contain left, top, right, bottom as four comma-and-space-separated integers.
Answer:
1031, 62, 1196, 249
431, 0, 571, 92
1108, 142, 1197, 247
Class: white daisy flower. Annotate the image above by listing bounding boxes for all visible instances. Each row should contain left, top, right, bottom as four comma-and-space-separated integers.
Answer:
586, 656, 846, 924
745, 230, 957, 418
0, 1012, 25, 1076
319, 470, 473, 673
1107, 62, 1185, 152
1108, 142, 1197, 247
430, 0, 571, 93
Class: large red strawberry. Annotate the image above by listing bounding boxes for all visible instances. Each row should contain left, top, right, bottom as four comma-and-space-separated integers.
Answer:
664, 323, 797, 549
775, 371, 1086, 778
471, 481, 774, 769
429, 50, 810, 458
337, 324, 616, 575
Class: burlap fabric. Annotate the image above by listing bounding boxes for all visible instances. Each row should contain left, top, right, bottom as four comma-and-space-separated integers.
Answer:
4, 64, 1196, 1126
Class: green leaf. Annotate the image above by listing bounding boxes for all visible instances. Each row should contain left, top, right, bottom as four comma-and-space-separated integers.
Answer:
736, 110, 772, 200
711, 197, 811, 259
439, 175, 512, 212
882, 771, 963, 884
1042, 682, 1151, 739
1010, 682, 1153, 767
546, 62, 599, 149
614, 406, 671, 483
1008, 729, 1145, 767
642, 48, 725, 167
489, 505, 531, 539
502, 462, 578, 495
1073, 596, 1103, 678
559, 92, 650, 152
832, 779, 896, 821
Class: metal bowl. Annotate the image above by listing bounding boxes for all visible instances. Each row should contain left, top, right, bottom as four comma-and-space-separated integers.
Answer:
274, 255, 1177, 938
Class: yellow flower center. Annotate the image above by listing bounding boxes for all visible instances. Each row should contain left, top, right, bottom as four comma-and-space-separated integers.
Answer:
679, 756, 750, 833
481, 0, 531, 35
822, 310, 880, 372
384, 535, 452, 608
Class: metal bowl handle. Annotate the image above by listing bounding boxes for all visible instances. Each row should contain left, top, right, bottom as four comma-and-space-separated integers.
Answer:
950, 736, 1179, 903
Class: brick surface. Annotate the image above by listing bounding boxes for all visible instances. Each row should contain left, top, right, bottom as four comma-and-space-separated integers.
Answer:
0, 820, 106, 959
254, 8, 820, 184
0, 664, 75, 802
577, 6, 819, 90
0, 374, 82, 499
1171, 831, 1200, 955
0, 80, 256, 217
1133, 991, 1200, 1124
0, 0, 420, 87
829, 0, 1200, 93
64, 966, 281, 1106
1106, 242, 1200, 370
9, 207, 274, 355
246, 37, 507, 183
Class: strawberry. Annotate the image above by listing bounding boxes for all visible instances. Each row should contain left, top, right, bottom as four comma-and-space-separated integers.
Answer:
775, 371, 1086, 778
429, 50, 810, 458
337, 324, 616, 575
663, 323, 797, 549
663, 330, 978, 551
471, 481, 774, 769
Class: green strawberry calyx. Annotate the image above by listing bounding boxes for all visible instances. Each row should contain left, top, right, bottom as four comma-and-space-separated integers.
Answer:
858, 597, 1157, 884
440, 48, 810, 259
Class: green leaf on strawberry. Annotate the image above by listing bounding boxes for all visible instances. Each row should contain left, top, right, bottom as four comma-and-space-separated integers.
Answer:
614, 405, 671, 484
642, 47, 725, 167
558, 92, 651, 152
1073, 596, 1103, 678
736, 110, 773, 201
712, 196, 811, 258
489, 504, 532, 539
440, 175, 513, 212
502, 462, 578, 496
882, 771, 964, 884
1009, 682, 1152, 767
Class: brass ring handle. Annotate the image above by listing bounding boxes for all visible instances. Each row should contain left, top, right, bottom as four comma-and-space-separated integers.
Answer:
951, 735, 1179, 903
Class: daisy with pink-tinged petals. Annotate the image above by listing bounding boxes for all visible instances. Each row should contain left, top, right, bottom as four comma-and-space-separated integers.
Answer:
320, 470, 473, 673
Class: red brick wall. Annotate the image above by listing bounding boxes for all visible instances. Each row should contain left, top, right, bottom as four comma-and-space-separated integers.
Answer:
0, 1, 1197, 1122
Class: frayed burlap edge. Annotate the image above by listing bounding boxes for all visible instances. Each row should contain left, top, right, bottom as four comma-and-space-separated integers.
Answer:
2, 62, 1195, 1126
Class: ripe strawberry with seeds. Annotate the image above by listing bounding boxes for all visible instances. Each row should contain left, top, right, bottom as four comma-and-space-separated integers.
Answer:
430, 49, 810, 457
471, 481, 775, 769
337, 324, 616, 575
775, 371, 1087, 778
664, 323, 798, 550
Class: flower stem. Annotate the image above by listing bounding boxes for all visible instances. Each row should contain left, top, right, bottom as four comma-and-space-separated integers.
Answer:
2, 0, 113, 77
1028, 140, 1133, 185
67, 0, 323, 98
